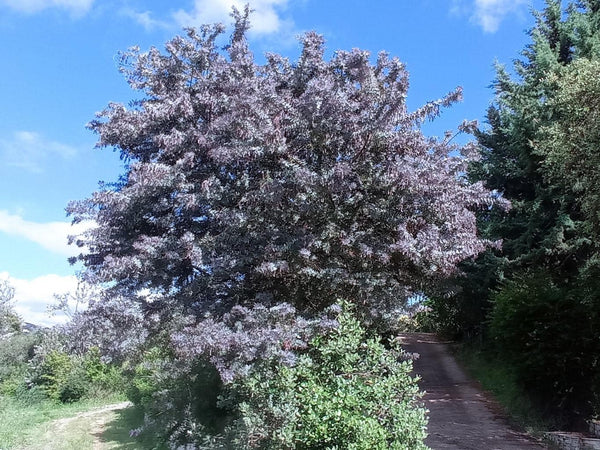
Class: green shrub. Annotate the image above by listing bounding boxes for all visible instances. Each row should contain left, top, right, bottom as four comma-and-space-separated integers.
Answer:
0, 375, 23, 396
58, 364, 90, 403
31, 346, 125, 404
124, 305, 428, 449
126, 347, 167, 409
13, 383, 47, 406
225, 303, 428, 449
83, 347, 125, 393
36, 349, 74, 401
489, 270, 600, 425
0, 332, 40, 385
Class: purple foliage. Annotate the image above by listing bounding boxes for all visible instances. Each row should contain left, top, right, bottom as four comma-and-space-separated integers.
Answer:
67, 13, 508, 389
61, 13, 513, 445
68, 15, 506, 321
64, 294, 147, 363
172, 302, 338, 382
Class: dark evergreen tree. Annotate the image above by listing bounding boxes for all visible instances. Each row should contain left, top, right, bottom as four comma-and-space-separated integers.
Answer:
430, 0, 581, 339
474, 0, 584, 278
435, 0, 600, 424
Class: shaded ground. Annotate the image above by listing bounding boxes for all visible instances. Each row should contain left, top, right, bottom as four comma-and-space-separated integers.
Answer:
399, 333, 547, 450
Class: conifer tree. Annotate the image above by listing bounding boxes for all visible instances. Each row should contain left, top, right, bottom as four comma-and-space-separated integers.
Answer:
442, 0, 600, 422
474, 0, 582, 275
431, 0, 583, 338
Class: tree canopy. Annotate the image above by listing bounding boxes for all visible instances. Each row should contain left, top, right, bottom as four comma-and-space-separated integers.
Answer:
536, 58, 600, 238
68, 12, 503, 325
64, 12, 510, 445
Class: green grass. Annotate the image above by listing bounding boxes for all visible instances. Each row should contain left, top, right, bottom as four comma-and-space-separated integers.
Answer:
0, 393, 126, 449
455, 344, 552, 435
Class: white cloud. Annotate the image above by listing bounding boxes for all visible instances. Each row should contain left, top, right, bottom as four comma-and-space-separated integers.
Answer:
121, 7, 169, 31
0, 210, 94, 257
451, 0, 528, 33
472, 0, 528, 32
1, 272, 79, 326
0, 131, 79, 173
172, 0, 289, 35
0, 0, 94, 15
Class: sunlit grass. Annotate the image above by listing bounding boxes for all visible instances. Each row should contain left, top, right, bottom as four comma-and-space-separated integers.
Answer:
0, 393, 126, 449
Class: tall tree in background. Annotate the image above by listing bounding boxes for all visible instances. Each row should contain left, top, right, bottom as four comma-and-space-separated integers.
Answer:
475, 0, 581, 281
439, 0, 600, 423
429, 0, 581, 338
537, 58, 600, 240
0, 279, 20, 335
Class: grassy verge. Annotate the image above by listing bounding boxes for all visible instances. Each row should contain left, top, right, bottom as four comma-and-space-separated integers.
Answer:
0, 393, 127, 449
455, 344, 552, 435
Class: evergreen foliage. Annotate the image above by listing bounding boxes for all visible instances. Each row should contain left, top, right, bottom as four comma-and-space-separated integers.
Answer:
471, 0, 583, 282
430, 0, 600, 425
433, 0, 595, 339
536, 58, 600, 238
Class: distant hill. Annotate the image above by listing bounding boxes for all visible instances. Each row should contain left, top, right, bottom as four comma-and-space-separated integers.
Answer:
22, 322, 47, 333
1, 322, 47, 339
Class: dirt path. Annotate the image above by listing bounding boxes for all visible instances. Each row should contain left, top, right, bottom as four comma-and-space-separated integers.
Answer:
399, 333, 547, 450
22, 401, 133, 450
51, 401, 132, 434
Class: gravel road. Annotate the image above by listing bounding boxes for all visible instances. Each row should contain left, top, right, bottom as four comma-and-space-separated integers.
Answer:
399, 333, 547, 450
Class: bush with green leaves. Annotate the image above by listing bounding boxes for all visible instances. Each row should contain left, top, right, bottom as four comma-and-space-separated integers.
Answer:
123, 304, 427, 449
34, 349, 78, 402
0, 332, 40, 395
488, 270, 600, 424
29, 345, 125, 404
82, 346, 125, 392
125, 346, 171, 409
125, 348, 230, 448
222, 303, 428, 449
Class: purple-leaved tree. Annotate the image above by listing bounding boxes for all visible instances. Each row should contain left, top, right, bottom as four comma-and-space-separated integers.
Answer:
65, 11, 509, 445
69, 10, 504, 336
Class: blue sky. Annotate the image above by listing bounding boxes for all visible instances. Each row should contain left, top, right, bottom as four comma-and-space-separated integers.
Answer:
0, 0, 544, 324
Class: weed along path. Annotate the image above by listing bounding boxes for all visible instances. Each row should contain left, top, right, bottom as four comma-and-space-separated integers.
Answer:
399, 333, 546, 450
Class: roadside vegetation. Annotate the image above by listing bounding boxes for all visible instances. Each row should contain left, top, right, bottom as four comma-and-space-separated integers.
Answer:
456, 344, 552, 434
0, 278, 137, 449
0, 394, 129, 449
3, 0, 600, 448
423, 1, 600, 431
